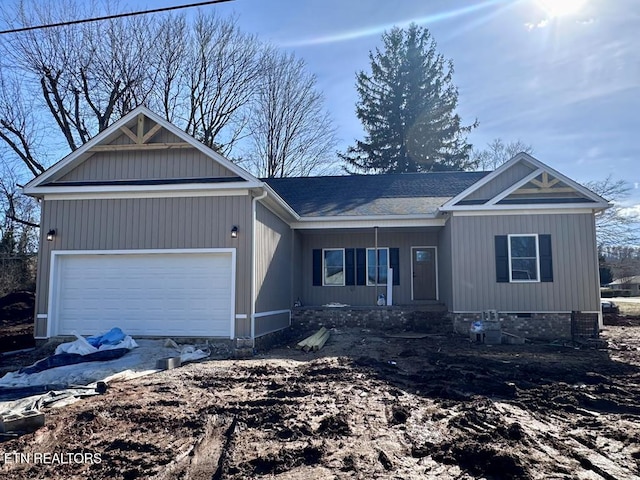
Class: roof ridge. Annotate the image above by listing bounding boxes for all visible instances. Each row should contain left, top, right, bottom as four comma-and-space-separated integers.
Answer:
262, 170, 490, 181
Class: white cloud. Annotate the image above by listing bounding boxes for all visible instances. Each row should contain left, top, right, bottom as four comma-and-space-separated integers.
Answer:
525, 19, 549, 30
620, 205, 640, 220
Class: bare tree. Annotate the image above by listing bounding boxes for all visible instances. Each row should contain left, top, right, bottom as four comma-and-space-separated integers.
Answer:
245, 49, 338, 178
0, 73, 46, 177
471, 138, 534, 171
2, 0, 157, 153
150, 14, 188, 122
600, 245, 640, 282
181, 13, 262, 155
586, 176, 639, 247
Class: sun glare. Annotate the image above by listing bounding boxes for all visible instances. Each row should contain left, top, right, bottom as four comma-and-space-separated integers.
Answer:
536, 0, 587, 17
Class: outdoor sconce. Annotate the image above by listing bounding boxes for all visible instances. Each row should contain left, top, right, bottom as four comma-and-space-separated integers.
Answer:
46, 229, 56, 241
231, 226, 238, 239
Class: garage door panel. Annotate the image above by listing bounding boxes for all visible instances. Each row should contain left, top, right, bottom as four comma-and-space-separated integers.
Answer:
52, 252, 234, 337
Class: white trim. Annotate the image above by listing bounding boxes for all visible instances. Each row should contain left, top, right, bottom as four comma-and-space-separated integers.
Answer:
24, 106, 260, 192
452, 311, 602, 316
31, 181, 260, 196
47, 248, 236, 339
449, 207, 602, 216
35, 314, 47, 340
411, 246, 439, 301
486, 169, 544, 205
253, 309, 291, 318
292, 216, 446, 230
442, 202, 609, 212
49, 248, 235, 256
508, 234, 540, 283
43, 188, 252, 201
366, 247, 390, 286
322, 248, 346, 287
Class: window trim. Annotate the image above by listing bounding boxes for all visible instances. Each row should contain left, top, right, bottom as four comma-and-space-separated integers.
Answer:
366, 247, 389, 286
508, 234, 540, 283
322, 248, 346, 287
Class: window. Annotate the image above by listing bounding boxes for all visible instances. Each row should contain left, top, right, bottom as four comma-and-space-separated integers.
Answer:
323, 249, 345, 286
508, 234, 539, 282
367, 248, 389, 286
496, 234, 552, 283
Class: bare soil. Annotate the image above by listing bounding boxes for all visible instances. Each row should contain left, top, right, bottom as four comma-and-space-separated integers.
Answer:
1, 316, 640, 479
0, 291, 35, 353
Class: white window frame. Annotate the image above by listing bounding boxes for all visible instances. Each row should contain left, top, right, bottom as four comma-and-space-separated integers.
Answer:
366, 247, 389, 286
322, 248, 345, 287
508, 234, 540, 283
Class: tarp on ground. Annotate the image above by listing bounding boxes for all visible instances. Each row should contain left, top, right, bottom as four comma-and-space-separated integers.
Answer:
0, 338, 210, 417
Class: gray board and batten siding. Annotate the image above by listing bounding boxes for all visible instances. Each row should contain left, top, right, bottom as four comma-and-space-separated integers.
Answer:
448, 213, 600, 313
436, 220, 454, 309
36, 195, 254, 338
254, 203, 293, 337
297, 228, 444, 307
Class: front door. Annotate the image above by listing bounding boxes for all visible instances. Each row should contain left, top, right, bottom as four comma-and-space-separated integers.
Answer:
412, 247, 437, 301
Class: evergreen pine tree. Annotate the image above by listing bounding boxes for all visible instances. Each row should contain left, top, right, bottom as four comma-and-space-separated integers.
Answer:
342, 24, 477, 173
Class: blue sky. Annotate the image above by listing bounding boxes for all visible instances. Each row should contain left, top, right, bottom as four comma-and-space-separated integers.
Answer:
6, 0, 639, 212
198, 0, 639, 210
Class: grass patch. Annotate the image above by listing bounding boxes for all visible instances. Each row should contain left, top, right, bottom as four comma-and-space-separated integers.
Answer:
615, 300, 640, 317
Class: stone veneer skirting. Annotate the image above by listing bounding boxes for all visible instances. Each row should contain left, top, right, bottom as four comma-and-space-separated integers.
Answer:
291, 306, 451, 334
452, 312, 573, 340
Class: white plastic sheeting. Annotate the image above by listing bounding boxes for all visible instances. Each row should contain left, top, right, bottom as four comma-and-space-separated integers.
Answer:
0, 338, 211, 418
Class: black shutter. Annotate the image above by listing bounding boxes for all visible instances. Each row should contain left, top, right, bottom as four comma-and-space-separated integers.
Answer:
356, 248, 366, 286
312, 249, 322, 286
389, 248, 400, 285
345, 248, 355, 286
495, 236, 509, 283
539, 234, 553, 282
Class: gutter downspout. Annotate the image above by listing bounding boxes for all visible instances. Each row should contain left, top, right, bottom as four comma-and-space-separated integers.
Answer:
251, 189, 268, 341
374, 226, 378, 305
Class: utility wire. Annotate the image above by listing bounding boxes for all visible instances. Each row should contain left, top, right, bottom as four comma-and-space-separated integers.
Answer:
0, 0, 235, 35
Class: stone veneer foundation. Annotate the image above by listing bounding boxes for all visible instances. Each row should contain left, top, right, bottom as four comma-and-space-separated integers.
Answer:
290, 306, 451, 334
452, 312, 576, 340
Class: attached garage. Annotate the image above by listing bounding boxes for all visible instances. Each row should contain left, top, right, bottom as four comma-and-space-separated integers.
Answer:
48, 250, 236, 338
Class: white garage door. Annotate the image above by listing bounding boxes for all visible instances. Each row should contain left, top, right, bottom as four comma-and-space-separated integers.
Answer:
50, 251, 234, 338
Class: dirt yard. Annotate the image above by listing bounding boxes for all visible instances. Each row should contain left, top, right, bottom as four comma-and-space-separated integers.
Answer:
0, 291, 35, 354
1, 317, 640, 479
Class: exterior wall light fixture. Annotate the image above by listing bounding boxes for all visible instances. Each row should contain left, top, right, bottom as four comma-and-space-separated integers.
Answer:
231, 226, 238, 239
46, 229, 56, 241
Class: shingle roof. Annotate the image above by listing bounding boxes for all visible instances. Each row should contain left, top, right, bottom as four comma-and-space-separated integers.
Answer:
263, 171, 490, 217
608, 275, 640, 285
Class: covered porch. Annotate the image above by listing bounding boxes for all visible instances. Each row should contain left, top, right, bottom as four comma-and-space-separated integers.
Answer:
290, 225, 451, 309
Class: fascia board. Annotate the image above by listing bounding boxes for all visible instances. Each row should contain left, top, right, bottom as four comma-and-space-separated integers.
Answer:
440, 203, 611, 213
291, 215, 446, 229
27, 181, 262, 196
